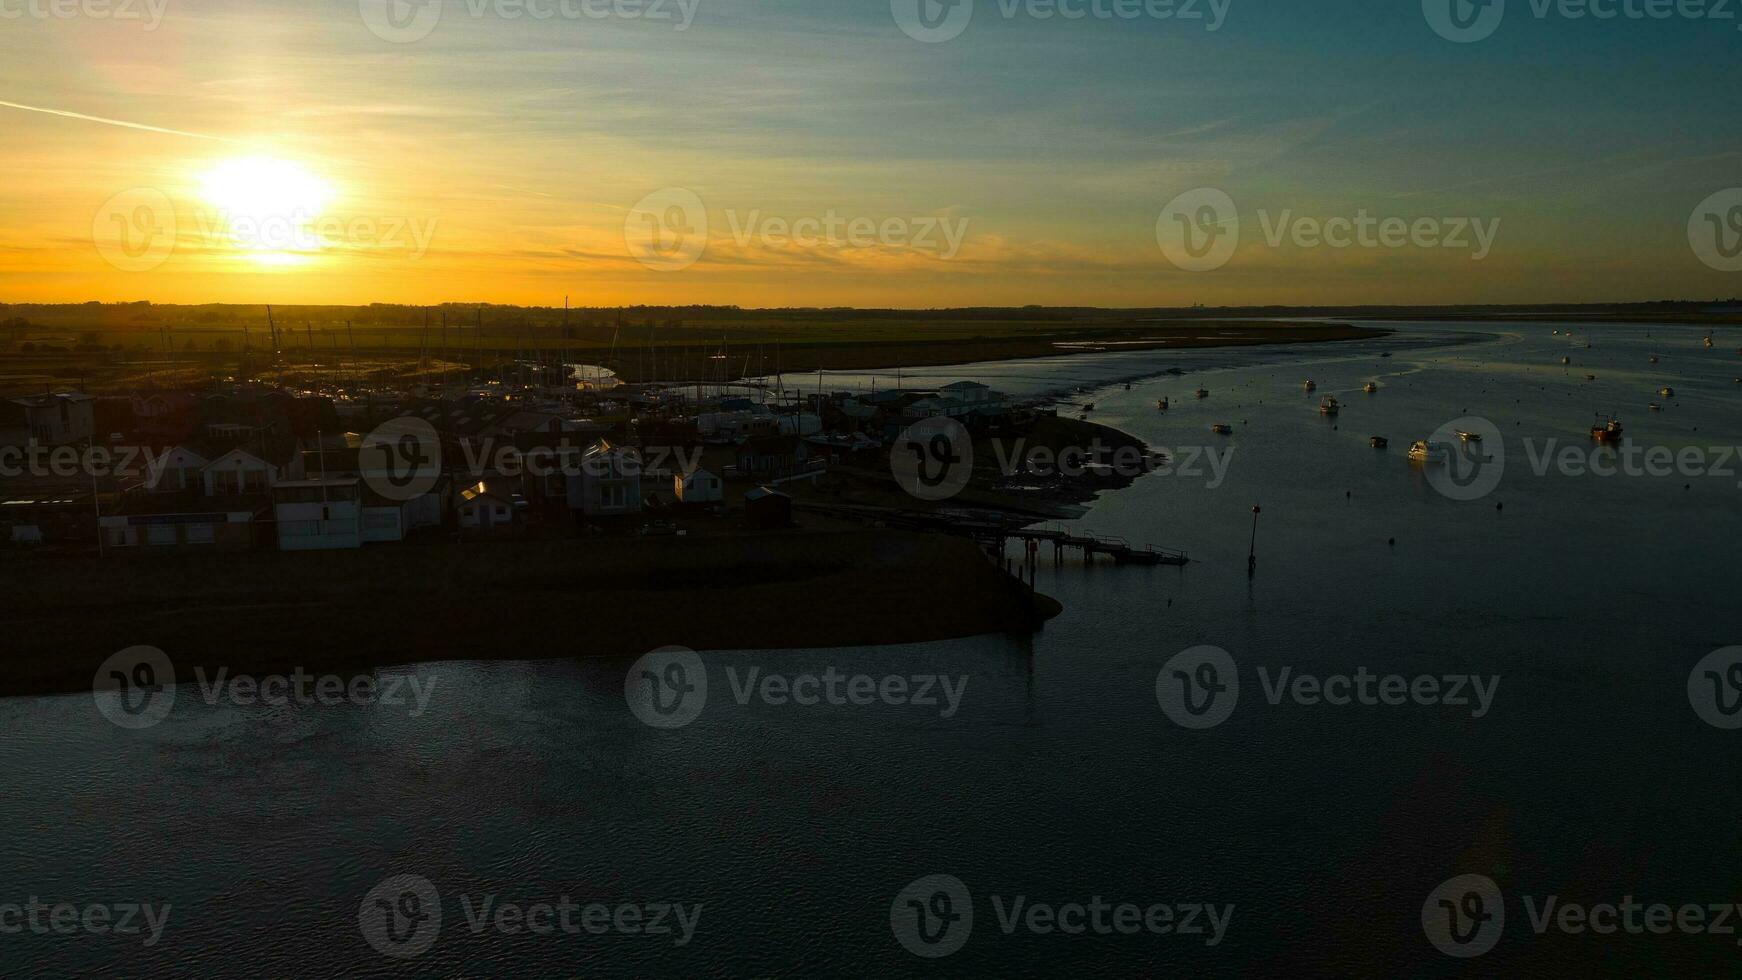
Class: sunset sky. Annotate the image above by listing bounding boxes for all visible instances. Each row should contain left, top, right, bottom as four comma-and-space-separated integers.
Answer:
2, 0, 1738, 307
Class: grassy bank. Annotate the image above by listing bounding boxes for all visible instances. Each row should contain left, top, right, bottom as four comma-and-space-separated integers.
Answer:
0, 529, 1058, 698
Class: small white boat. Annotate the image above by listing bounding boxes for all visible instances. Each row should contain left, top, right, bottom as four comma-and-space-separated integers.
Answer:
1649, 356, 1660, 364
1455, 430, 1483, 443
1649, 403, 1662, 412
1659, 387, 1676, 398
1303, 381, 1317, 392
1561, 356, 1572, 365
1363, 382, 1379, 394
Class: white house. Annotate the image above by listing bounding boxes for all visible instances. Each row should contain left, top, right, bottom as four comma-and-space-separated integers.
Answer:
1, 393, 95, 448
145, 446, 212, 492
457, 481, 516, 530
100, 510, 259, 550
272, 478, 362, 551
361, 483, 447, 543
940, 381, 995, 405
673, 468, 723, 504
567, 440, 643, 518
203, 445, 294, 495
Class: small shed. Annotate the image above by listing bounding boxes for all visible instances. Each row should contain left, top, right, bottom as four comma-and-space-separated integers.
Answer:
743, 487, 793, 530
674, 468, 723, 504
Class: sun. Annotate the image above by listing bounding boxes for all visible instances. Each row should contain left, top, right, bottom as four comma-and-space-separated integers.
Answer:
200, 156, 333, 221
198, 156, 336, 266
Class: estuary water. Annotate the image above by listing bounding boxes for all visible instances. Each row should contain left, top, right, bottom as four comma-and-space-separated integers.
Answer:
4, 321, 1742, 977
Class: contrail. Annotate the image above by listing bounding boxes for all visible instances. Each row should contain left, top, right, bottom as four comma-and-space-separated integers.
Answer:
0, 100, 237, 143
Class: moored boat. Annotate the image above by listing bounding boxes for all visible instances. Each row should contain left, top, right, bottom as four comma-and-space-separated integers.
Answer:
1659, 386, 1675, 398
1590, 414, 1624, 443
1195, 388, 1210, 399
1363, 382, 1379, 394
1408, 440, 1448, 463
1319, 395, 1341, 416
1210, 423, 1233, 435
1370, 436, 1389, 449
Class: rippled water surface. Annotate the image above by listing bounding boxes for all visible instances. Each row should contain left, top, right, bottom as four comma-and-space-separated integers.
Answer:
5, 321, 1742, 976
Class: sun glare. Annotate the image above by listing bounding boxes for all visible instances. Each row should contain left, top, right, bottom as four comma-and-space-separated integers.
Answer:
198, 156, 335, 267
200, 156, 333, 221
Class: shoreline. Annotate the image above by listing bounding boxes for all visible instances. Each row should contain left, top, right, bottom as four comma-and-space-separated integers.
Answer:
0, 530, 1059, 699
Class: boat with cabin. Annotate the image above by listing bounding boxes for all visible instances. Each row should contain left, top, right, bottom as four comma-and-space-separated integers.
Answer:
1590, 414, 1625, 443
